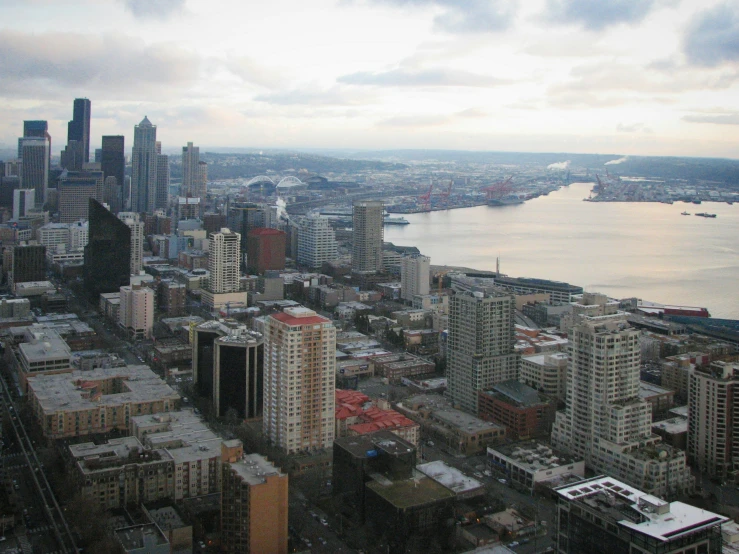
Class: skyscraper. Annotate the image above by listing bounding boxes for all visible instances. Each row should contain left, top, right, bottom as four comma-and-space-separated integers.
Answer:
19, 120, 50, 159
8, 244, 46, 290
400, 254, 430, 302
551, 296, 694, 497
118, 212, 144, 275
263, 307, 336, 454
19, 137, 50, 205
57, 169, 103, 222
67, 98, 91, 163
246, 228, 286, 275
352, 200, 383, 274
202, 227, 245, 310
296, 214, 337, 269
83, 199, 131, 298
181, 142, 200, 197
214, 328, 264, 419
156, 146, 169, 210
131, 116, 157, 213
197, 161, 208, 200
446, 290, 518, 414
101, 135, 124, 211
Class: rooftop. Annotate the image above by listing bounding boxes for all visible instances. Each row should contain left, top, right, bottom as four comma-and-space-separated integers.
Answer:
417, 461, 483, 495
652, 417, 688, 435
366, 470, 454, 508
18, 329, 72, 363
432, 409, 505, 435
556, 476, 728, 542
230, 453, 284, 486
115, 523, 169, 551
335, 430, 416, 458
28, 365, 179, 413
489, 440, 581, 471
639, 381, 674, 398
487, 380, 550, 408
271, 307, 330, 326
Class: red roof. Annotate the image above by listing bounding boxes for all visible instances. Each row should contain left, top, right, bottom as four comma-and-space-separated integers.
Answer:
248, 227, 286, 237
271, 312, 329, 326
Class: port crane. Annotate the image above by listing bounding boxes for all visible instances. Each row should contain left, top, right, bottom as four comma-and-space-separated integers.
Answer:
418, 184, 433, 211
483, 175, 514, 202
440, 179, 453, 206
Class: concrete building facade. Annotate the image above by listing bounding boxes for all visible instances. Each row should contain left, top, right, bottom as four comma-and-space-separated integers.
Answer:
119, 283, 155, 340
351, 200, 383, 274
400, 254, 430, 302
263, 307, 336, 454
296, 215, 337, 269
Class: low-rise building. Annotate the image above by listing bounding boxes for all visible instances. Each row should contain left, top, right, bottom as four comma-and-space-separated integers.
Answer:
652, 417, 688, 451
5, 326, 72, 391
486, 440, 584, 492
639, 380, 675, 419
372, 353, 435, 384
403, 328, 440, 355
28, 365, 179, 439
416, 460, 484, 499
477, 380, 557, 440
115, 523, 170, 554
555, 476, 727, 554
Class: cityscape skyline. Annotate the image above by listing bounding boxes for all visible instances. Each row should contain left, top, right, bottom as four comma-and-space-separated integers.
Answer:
1, 1, 738, 158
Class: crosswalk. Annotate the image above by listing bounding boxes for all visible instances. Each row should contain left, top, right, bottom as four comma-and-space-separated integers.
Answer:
27, 525, 52, 535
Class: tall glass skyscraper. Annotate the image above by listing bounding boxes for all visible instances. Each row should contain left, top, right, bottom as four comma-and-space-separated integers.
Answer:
68, 98, 91, 163
83, 199, 131, 298
131, 116, 157, 213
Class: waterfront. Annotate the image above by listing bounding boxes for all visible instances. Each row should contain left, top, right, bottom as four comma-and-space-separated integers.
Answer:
384, 182, 739, 319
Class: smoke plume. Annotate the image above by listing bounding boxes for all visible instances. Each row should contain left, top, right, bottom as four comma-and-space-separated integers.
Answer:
547, 160, 571, 170
605, 157, 628, 165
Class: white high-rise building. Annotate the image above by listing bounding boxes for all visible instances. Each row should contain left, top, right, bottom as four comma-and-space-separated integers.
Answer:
263, 307, 336, 454
131, 116, 157, 213
400, 254, 430, 302
551, 303, 694, 497
208, 228, 240, 294
202, 228, 246, 311
38, 223, 69, 249
119, 283, 154, 340
68, 220, 89, 250
446, 290, 518, 414
118, 212, 144, 275
352, 200, 383, 274
297, 215, 338, 269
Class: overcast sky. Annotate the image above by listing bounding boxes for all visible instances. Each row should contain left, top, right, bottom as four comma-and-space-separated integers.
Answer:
2, 0, 739, 158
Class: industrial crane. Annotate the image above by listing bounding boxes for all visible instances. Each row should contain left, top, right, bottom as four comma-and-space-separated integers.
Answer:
483, 175, 514, 202
418, 184, 433, 211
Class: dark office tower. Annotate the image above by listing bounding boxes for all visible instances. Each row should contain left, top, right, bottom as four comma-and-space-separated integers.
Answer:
58, 170, 103, 222
60, 140, 84, 171
101, 135, 124, 211
94, 149, 102, 163
67, 98, 91, 163
19, 121, 50, 158
156, 153, 169, 210
9, 244, 46, 289
131, 116, 157, 213
83, 199, 131, 298
19, 137, 50, 205
203, 213, 226, 236
181, 142, 199, 197
214, 331, 264, 419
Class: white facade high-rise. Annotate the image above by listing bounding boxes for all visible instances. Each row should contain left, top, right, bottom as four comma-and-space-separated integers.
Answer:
400, 254, 430, 302
297, 214, 338, 269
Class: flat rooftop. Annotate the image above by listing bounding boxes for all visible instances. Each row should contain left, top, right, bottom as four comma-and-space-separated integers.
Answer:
489, 440, 581, 471
487, 379, 550, 407
115, 523, 169, 550
417, 461, 483, 495
556, 476, 728, 542
335, 430, 415, 458
652, 417, 688, 435
432, 409, 505, 435
28, 365, 179, 412
230, 453, 284, 486
366, 470, 454, 508
639, 381, 674, 397
19, 329, 72, 362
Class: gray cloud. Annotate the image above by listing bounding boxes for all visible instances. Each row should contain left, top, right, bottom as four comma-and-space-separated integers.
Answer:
0, 31, 197, 98
225, 56, 285, 89
544, 0, 656, 31
254, 87, 375, 106
338, 68, 507, 87
122, 0, 185, 20
683, 3, 739, 67
359, 0, 516, 33
377, 108, 488, 127
683, 113, 739, 125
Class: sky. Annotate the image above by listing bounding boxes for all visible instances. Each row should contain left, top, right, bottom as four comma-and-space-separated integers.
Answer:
1, 0, 739, 158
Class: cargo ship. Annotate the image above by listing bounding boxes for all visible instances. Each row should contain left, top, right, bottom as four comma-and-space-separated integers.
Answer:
695, 212, 717, 218
487, 196, 524, 207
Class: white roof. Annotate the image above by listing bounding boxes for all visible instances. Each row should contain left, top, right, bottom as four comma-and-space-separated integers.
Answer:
417, 460, 483, 494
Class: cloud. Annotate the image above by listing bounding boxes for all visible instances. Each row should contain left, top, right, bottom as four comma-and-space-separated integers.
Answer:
683, 3, 739, 67
0, 30, 197, 98
122, 0, 185, 20
358, 0, 516, 33
338, 68, 508, 87
605, 156, 628, 165
616, 122, 653, 133
225, 56, 285, 89
683, 112, 739, 125
377, 108, 488, 127
547, 160, 570, 170
254, 87, 375, 106
544, 0, 657, 31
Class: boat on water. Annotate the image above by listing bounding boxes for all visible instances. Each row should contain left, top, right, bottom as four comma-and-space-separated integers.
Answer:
695, 212, 717, 218
681, 211, 690, 215
383, 216, 409, 225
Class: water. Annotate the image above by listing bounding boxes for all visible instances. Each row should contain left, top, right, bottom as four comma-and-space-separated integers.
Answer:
384, 183, 739, 319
